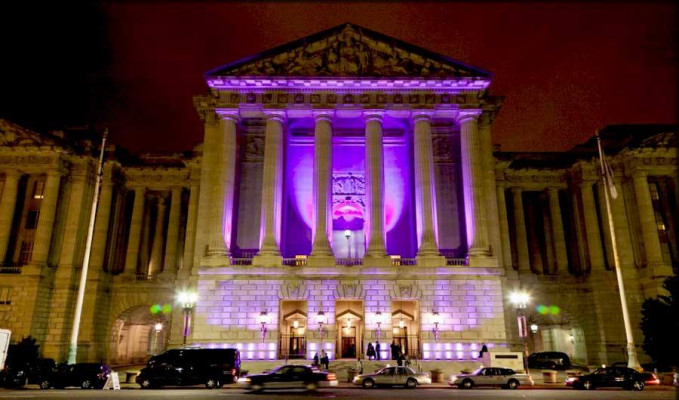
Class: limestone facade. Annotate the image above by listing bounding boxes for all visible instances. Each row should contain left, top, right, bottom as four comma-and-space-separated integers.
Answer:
0, 24, 675, 366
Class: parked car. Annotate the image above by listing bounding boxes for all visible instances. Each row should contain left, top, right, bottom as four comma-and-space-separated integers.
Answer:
239, 365, 337, 392
352, 366, 431, 389
39, 363, 111, 389
1, 357, 55, 388
565, 366, 657, 391
449, 367, 534, 389
136, 348, 240, 389
528, 351, 572, 370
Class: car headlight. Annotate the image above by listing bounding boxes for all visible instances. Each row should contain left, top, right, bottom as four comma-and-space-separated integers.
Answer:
450, 375, 456, 380
566, 377, 578, 382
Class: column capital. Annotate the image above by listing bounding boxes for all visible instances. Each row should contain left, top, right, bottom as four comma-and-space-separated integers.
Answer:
312, 109, 335, 123
216, 109, 240, 122
263, 109, 287, 123
362, 109, 385, 123
2, 169, 22, 179
546, 186, 560, 194
510, 185, 523, 193
46, 169, 63, 178
632, 170, 648, 179
457, 109, 482, 123
412, 110, 435, 123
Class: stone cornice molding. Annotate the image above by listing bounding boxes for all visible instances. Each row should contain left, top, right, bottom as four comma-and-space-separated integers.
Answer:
208, 78, 490, 91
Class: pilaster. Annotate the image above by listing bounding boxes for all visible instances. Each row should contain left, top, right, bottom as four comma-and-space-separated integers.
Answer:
308, 110, 335, 267
363, 110, 390, 267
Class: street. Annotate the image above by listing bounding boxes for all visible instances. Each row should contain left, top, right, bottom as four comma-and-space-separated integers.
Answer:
0, 388, 675, 400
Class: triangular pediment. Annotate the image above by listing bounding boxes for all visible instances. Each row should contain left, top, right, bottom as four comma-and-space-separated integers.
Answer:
0, 119, 63, 148
207, 23, 491, 79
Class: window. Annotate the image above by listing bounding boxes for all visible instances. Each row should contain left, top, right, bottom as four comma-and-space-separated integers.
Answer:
32, 181, 45, 199
25, 210, 39, 229
18, 241, 33, 265
0, 287, 10, 305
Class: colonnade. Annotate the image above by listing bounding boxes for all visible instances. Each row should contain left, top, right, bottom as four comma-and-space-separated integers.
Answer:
196, 108, 494, 267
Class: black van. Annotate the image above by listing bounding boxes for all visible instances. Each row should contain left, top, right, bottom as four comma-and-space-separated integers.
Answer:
527, 351, 572, 370
136, 348, 241, 389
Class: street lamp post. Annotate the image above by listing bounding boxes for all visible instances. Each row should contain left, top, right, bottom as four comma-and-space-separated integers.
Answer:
431, 311, 442, 342
258, 311, 269, 342
154, 322, 163, 354
177, 291, 197, 346
316, 310, 326, 344
509, 291, 530, 374
374, 310, 383, 339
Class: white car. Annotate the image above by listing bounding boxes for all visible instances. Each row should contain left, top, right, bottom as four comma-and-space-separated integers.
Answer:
449, 367, 534, 389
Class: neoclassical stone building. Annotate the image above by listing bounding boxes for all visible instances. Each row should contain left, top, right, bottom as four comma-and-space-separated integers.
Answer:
0, 24, 675, 367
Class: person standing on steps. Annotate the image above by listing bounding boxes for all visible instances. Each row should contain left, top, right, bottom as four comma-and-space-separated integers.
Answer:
375, 340, 381, 361
366, 342, 375, 360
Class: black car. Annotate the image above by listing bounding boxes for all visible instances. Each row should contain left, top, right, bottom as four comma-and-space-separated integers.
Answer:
565, 366, 654, 391
1, 357, 55, 388
39, 363, 111, 389
136, 348, 241, 389
528, 351, 572, 370
239, 365, 338, 392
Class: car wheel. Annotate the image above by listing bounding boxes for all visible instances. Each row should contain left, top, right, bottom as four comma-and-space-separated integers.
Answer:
362, 378, 375, 388
507, 379, 519, 390
405, 378, 418, 389
305, 382, 318, 392
632, 380, 644, 391
39, 380, 51, 390
81, 379, 92, 389
582, 380, 594, 390
462, 379, 474, 389
205, 378, 221, 389
139, 379, 154, 389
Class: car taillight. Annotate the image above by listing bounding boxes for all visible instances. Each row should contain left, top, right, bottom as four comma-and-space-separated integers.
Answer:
327, 373, 337, 381
231, 368, 237, 376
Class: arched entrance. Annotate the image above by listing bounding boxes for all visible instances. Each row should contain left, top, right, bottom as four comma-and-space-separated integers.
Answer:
109, 305, 169, 365
279, 300, 308, 359
391, 300, 419, 358
335, 300, 363, 359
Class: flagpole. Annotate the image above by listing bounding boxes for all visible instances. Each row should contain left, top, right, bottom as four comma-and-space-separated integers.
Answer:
595, 130, 642, 371
67, 129, 108, 364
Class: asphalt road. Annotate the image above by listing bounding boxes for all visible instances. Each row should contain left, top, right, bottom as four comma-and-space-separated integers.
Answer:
0, 388, 676, 400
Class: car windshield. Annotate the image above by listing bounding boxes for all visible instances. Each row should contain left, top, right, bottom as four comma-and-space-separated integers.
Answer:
473, 367, 484, 375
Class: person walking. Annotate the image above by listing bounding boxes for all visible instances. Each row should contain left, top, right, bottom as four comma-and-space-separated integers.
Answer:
375, 340, 381, 361
396, 352, 403, 366
366, 342, 375, 360
320, 350, 329, 370
355, 357, 363, 374
390, 340, 399, 360
313, 352, 319, 367
479, 343, 489, 359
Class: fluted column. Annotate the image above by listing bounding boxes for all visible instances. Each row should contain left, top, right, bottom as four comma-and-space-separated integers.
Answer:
580, 181, 605, 270
458, 110, 491, 263
254, 111, 286, 266
413, 111, 444, 266
28, 171, 62, 270
548, 187, 569, 274
182, 168, 200, 276
89, 172, 114, 271
363, 110, 389, 266
161, 187, 182, 276
0, 170, 21, 264
632, 172, 664, 267
123, 187, 146, 277
204, 112, 238, 266
149, 197, 167, 275
496, 183, 512, 269
308, 111, 334, 266
511, 187, 531, 272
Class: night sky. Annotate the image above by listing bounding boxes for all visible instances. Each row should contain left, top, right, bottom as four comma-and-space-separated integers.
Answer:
0, 2, 675, 154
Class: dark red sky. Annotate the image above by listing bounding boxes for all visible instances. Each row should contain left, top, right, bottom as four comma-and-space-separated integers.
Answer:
2, 2, 676, 154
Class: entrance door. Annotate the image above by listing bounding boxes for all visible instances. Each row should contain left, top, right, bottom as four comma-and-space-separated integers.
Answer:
341, 327, 357, 358
393, 327, 408, 356
288, 336, 306, 358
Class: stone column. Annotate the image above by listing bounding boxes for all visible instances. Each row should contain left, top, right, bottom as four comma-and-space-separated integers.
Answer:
149, 196, 167, 275
496, 183, 513, 269
308, 111, 335, 266
89, 172, 114, 271
548, 187, 569, 274
123, 187, 146, 277
412, 111, 444, 266
363, 110, 390, 266
204, 112, 239, 266
632, 172, 664, 267
254, 111, 286, 266
0, 170, 21, 264
458, 110, 491, 264
511, 187, 531, 272
28, 171, 62, 270
580, 181, 605, 270
182, 168, 200, 276
161, 187, 182, 276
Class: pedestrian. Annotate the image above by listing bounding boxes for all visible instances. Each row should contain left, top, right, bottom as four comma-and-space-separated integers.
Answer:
355, 357, 363, 374
366, 342, 375, 360
320, 349, 329, 370
479, 343, 489, 359
313, 352, 319, 367
390, 340, 398, 360
375, 340, 381, 361
397, 352, 403, 366
404, 354, 411, 367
